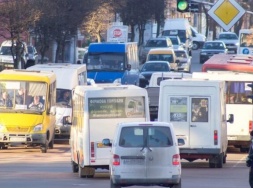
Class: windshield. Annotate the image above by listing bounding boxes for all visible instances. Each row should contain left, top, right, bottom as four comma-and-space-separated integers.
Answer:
87, 53, 126, 71
203, 42, 225, 49
169, 37, 179, 45
145, 40, 167, 47
141, 63, 170, 72
148, 54, 174, 62
219, 33, 238, 40
56, 89, 72, 107
0, 81, 47, 113
175, 51, 187, 58
163, 30, 187, 43
0, 47, 14, 55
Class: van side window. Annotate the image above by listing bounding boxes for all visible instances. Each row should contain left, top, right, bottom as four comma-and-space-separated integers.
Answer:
191, 98, 208, 122
119, 127, 144, 147
148, 127, 173, 147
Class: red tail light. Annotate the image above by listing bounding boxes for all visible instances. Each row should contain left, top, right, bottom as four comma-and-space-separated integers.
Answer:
172, 154, 180, 165
112, 154, 120, 166
249, 121, 253, 133
214, 130, 218, 145
91, 142, 95, 158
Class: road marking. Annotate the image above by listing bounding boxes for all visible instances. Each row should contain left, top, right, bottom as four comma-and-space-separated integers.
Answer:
232, 154, 248, 168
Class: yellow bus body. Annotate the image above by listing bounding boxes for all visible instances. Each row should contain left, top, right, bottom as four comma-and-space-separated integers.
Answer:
0, 70, 56, 153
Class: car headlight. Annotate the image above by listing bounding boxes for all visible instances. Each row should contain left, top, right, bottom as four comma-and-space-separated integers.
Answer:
200, 52, 207, 55
34, 124, 43, 132
236, 42, 239, 46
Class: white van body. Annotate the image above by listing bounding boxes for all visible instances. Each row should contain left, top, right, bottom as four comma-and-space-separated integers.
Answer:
108, 121, 181, 188
70, 84, 150, 178
192, 71, 253, 152
158, 79, 230, 168
27, 63, 87, 138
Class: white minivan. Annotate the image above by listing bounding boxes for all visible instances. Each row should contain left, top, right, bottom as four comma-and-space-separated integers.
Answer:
104, 121, 182, 188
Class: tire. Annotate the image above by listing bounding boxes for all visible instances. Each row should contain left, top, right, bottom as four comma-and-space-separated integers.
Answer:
216, 153, 223, 168
41, 140, 48, 153
192, 42, 199, 50
173, 179, 182, 188
110, 178, 121, 188
48, 133, 55, 149
71, 161, 78, 173
223, 153, 227, 164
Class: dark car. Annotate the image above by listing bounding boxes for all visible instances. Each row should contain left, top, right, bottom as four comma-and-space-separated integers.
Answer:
199, 41, 228, 64
139, 61, 171, 88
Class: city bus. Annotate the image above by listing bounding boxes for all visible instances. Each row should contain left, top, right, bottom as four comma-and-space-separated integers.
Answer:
84, 42, 140, 85
193, 69, 253, 152
0, 69, 56, 153
237, 29, 253, 55
27, 63, 87, 139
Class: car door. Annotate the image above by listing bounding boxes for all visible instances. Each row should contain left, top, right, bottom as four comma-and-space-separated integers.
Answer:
117, 127, 146, 179
189, 97, 211, 147
146, 126, 175, 179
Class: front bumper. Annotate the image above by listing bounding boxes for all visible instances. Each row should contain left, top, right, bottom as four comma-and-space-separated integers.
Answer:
0, 133, 47, 145
55, 124, 71, 136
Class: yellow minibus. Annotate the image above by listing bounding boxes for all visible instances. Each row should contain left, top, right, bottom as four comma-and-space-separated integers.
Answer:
0, 69, 56, 153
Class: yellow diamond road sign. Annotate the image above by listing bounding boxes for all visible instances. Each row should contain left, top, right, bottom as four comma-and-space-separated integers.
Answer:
208, 0, 245, 31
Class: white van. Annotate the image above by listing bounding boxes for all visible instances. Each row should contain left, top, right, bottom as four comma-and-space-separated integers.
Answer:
70, 84, 150, 178
27, 63, 87, 138
158, 79, 234, 168
105, 121, 181, 188
0, 40, 29, 69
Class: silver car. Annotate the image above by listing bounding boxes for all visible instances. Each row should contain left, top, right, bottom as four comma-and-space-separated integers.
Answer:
105, 122, 182, 188
174, 49, 191, 73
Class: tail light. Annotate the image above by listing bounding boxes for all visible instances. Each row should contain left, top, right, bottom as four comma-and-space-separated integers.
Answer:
172, 154, 180, 165
214, 130, 218, 145
91, 142, 95, 158
112, 154, 120, 166
249, 121, 253, 133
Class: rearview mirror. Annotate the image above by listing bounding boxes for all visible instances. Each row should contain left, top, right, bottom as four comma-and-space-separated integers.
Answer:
178, 138, 185, 146
227, 114, 234, 123
102, 138, 112, 147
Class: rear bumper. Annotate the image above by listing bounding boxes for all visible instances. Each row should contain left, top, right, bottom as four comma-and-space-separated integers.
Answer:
111, 175, 181, 185
180, 148, 223, 159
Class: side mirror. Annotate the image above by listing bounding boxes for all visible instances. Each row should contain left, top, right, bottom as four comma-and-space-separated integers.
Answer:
127, 64, 131, 71
50, 106, 56, 116
178, 138, 185, 146
63, 116, 72, 125
102, 138, 112, 147
227, 114, 234, 124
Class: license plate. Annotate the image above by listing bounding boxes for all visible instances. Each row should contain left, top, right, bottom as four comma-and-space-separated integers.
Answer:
227, 136, 237, 140
10, 137, 26, 142
123, 159, 144, 165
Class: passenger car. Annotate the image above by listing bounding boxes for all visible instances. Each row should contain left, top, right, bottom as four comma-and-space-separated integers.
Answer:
139, 37, 173, 63
105, 121, 181, 188
174, 49, 191, 73
146, 48, 178, 71
27, 45, 39, 66
139, 61, 171, 87
167, 35, 184, 50
199, 41, 227, 64
216, 32, 238, 54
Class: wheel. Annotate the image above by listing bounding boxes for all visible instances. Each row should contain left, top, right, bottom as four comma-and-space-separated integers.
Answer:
192, 42, 199, 50
223, 153, 227, 164
110, 178, 121, 188
48, 133, 55, 149
216, 153, 223, 168
41, 140, 49, 153
71, 161, 78, 173
172, 179, 182, 188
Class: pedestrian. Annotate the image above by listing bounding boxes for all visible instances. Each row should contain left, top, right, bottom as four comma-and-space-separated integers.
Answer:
247, 130, 253, 188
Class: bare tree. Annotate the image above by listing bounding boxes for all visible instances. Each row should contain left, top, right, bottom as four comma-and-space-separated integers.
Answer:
81, 0, 114, 43
0, 0, 40, 69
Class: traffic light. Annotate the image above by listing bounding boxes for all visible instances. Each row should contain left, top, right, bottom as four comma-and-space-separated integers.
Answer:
177, 0, 189, 13
247, 83, 253, 104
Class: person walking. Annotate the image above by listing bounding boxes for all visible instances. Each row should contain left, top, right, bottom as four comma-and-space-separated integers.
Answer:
247, 130, 253, 188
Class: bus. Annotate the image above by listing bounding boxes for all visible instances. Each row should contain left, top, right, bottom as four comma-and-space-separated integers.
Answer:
70, 84, 150, 178
27, 63, 87, 139
202, 53, 253, 73
192, 70, 253, 152
238, 29, 253, 55
84, 42, 140, 85
0, 69, 56, 153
